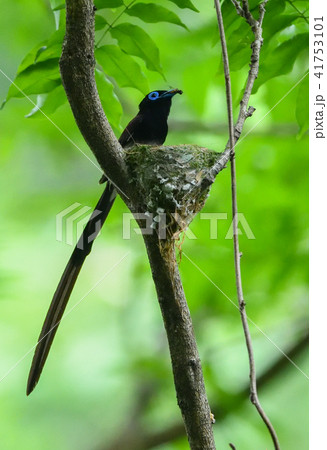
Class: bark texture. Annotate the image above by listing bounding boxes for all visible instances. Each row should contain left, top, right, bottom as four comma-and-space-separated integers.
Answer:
59, 0, 129, 198
60, 1, 222, 448
143, 234, 215, 449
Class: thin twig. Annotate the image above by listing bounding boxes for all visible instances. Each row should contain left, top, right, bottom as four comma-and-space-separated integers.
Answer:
102, 332, 308, 449
203, 0, 267, 184
214, 1, 280, 449
240, 0, 256, 26
230, 0, 244, 18
96, 0, 137, 47
286, 0, 309, 23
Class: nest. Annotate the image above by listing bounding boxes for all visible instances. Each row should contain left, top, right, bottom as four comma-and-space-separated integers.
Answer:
125, 145, 222, 237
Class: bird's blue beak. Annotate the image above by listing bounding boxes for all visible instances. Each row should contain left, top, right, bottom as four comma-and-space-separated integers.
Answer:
161, 89, 183, 98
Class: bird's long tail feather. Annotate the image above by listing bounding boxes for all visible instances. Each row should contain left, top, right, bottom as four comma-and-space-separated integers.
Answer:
26, 182, 116, 395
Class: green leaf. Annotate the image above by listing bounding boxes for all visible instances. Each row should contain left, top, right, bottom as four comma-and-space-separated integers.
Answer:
49, 0, 63, 7
221, 0, 242, 32
248, 0, 263, 10
36, 28, 64, 62
265, 0, 286, 17
49, 1, 66, 29
225, 11, 301, 72
109, 23, 165, 78
295, 73, 309, 138
3, 26, 63, 106
6, 58, 61, 101
213, 0, 244, 46
25, 84, 67, 118
95, 69, 123, 130
125, 3, 188, 30
95, 14, 108, 31
227, 22, 252, 72
94, 0, 124, 9
13, 28, 64, 75
263, 14, 300, 46
16, 43, 47, 74
253, 33, 309, 93
166, 0, 199, 12
95, 45, 149, 94
52, 3, 65, 11
35, 43, 63, 63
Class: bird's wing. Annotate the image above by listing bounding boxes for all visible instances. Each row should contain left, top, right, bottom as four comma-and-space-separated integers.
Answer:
26, 182, 117, 395
118, 114, 143, 148
99, 115, 143, 185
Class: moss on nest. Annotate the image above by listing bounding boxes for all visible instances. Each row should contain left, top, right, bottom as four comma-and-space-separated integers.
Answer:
125, 145, 221, 235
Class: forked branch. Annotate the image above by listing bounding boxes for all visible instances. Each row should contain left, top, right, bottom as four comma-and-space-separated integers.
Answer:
214, 0, 280, 449
60, 1, 216, 448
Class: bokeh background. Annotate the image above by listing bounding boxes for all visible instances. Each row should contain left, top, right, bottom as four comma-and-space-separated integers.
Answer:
0, 1, 308, 449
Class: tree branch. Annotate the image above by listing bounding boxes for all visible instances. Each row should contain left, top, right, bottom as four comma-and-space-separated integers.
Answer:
214, 0, 280, 449
59, 0, 130, 198
206, 0, 267, 183
60, 2, 217, 447
143, 234, 215, 449
101, 332, 308, 450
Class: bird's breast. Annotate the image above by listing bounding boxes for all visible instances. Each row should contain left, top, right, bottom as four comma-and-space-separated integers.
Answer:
135, 114, 168, 146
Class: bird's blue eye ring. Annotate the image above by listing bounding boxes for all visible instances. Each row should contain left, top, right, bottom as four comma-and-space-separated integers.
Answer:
148, 91, 159, 101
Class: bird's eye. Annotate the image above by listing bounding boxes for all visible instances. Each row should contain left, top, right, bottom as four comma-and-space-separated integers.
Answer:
148, 91, 160, 101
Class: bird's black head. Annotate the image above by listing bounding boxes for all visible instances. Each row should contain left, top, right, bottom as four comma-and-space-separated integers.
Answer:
139, 89, 183, 116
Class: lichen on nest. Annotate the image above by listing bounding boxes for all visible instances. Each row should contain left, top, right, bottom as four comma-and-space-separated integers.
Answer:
124, 145, 221, 234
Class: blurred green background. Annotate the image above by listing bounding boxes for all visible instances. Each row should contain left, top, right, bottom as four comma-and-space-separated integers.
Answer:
0, 1, 308, 449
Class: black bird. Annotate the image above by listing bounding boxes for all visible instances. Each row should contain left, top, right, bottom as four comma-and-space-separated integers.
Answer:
27, 88, 183, 395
